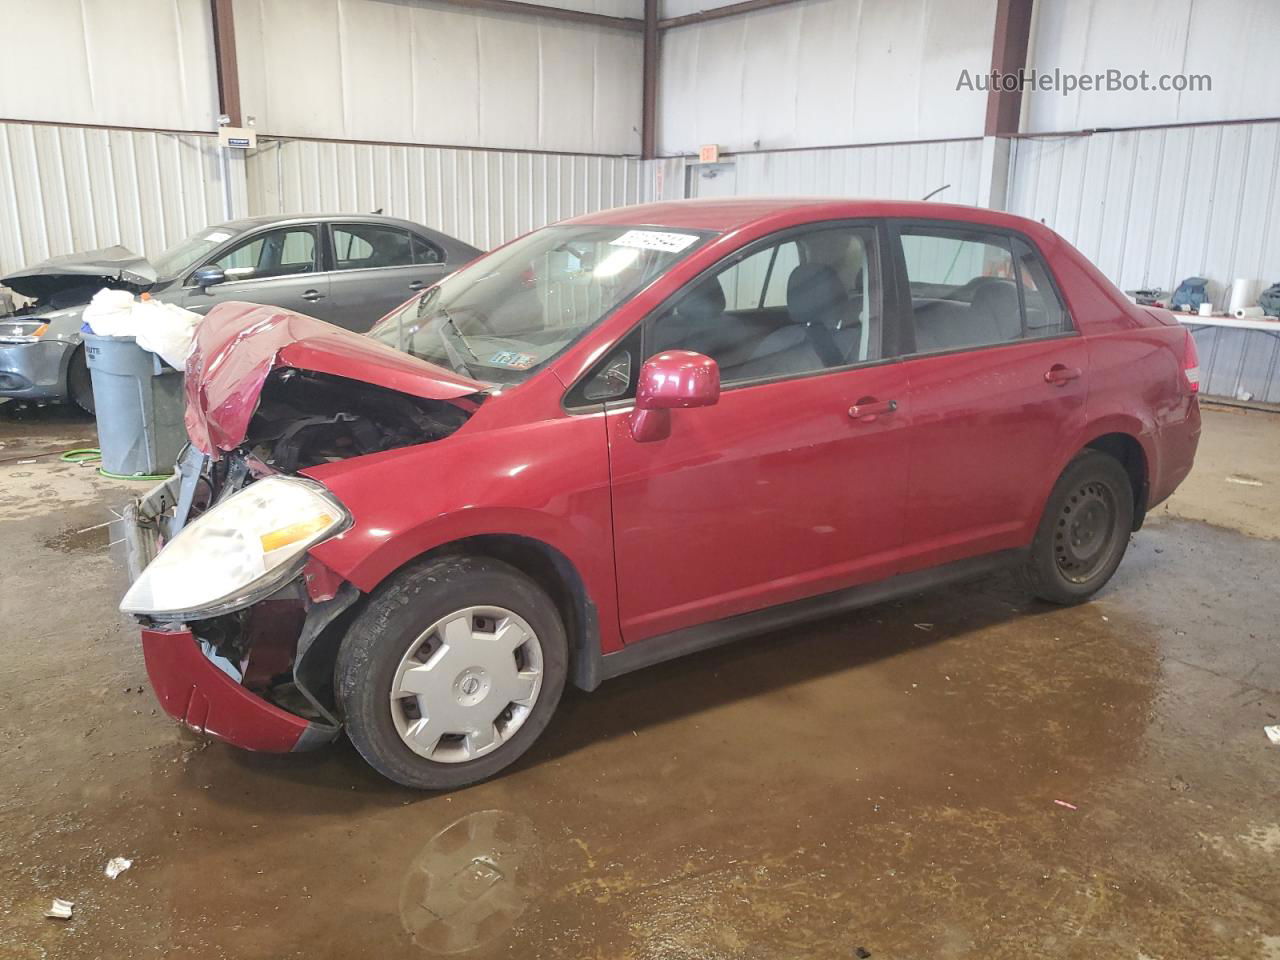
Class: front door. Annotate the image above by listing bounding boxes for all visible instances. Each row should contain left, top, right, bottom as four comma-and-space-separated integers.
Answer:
183, 224, 329, 318
891, 221, 1088, 571
604, 222, 910, 643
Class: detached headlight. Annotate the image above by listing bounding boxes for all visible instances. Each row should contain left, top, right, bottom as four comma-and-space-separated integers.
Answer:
121, 475, 350, 620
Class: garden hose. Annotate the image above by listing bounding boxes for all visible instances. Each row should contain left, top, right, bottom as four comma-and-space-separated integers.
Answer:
60, 447, 171, 481
59, 448, 101, 464
96, 467, 173, 481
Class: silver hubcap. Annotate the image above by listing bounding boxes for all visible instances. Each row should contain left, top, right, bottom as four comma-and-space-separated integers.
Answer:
390, 605, 544, 764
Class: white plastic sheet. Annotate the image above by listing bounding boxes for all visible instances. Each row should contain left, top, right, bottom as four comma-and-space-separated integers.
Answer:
82, 289, 201, 370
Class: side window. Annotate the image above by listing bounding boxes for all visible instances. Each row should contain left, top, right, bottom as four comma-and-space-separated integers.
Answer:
566, 329, 641, 406
411, 233, 443, 265
213, 227, 317, 281
715, 242, 801, 311
645, 224, 882, 387
332, 224, 415, 271
1012, 237, 1071, 336
899, 226, 1021, 353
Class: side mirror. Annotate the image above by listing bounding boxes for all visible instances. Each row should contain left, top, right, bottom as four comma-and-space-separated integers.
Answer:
191, 266, 226, 290
629, 350, 720, 442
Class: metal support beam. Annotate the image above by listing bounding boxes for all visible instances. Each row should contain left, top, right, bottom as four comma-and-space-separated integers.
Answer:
210, 0, 241, 127
642, 0, 659, 158
431, 0, 642, 30
984, 0, 1034, 136
658, 0, 806, 31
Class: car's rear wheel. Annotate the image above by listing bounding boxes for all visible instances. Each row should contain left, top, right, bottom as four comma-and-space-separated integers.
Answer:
67, 345, 95, 415
336, 555, 567, 790
1019, 449, 1134, 605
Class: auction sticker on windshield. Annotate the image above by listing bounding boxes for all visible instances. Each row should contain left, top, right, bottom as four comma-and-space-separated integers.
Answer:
610, 230, 698, 253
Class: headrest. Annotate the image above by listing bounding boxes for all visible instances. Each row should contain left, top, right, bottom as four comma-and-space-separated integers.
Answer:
972, 279, 1019, 314
676, 276, 726, 324
787, 263, 846, 329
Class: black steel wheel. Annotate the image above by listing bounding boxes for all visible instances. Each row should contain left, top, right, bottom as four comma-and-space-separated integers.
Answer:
1053, 478, 1120, 583
1019, 450, 1134, 605
67, 345, 95, 415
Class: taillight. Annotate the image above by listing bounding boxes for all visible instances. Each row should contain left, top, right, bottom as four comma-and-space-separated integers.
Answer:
1183, 331, 1200, 394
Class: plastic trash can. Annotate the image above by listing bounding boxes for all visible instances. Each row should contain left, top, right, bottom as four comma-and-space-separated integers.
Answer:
83, 333, 186, 477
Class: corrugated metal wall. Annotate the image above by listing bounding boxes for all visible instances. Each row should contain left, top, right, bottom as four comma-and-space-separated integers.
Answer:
683, 139, 986, 206
245, 138, 652, 251
1188, 324, 1280, 404
1025, 0, 1280, 134
0, 121, 247, 279
659, 0, 995, 154
1, 0, 218, 132
1006, 122, 1280, 309
232, 0, 642, 155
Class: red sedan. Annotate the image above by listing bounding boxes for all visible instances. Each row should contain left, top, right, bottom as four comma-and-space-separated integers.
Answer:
120, 198, 1201, 788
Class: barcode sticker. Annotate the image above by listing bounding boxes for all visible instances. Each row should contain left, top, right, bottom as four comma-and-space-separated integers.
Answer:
610, 230, 698, 253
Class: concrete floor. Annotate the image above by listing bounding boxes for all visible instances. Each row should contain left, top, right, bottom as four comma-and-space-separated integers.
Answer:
1, 401, 1277, 960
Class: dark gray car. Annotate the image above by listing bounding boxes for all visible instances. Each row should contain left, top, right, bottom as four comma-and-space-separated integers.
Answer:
0, 214, 482, 412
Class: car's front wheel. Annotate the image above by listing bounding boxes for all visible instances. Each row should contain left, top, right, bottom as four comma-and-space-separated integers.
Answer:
1019, 449, 1135, 605
336, 555, 567, 790
67, 345, 95, 415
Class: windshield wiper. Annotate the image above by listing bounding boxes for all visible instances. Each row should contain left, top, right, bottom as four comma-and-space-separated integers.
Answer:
434, 309, 479, 379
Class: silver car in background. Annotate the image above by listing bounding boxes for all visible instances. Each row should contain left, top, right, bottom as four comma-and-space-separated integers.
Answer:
0, 214, 481, 412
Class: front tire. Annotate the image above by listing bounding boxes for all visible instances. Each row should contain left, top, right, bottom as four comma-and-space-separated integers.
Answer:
68, 345, 95, 415
336, 555, 567, 790
1019, 449, 1134, 605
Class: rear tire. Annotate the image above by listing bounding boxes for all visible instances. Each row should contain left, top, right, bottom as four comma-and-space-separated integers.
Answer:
67, 345, 95, 415
1019, 450, 1134, 605
336, 555, 567, 790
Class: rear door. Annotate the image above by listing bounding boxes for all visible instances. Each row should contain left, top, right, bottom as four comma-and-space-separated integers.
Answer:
183, 225, 328, 317
322, 223, 451, 331
890, 221, 1087, 571
600, 221, 912, 642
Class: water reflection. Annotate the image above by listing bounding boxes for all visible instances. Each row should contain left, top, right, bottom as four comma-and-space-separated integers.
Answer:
399, 809, 539, 954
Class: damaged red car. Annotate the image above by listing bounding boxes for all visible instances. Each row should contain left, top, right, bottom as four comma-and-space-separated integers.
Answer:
120, 198, 1201, 789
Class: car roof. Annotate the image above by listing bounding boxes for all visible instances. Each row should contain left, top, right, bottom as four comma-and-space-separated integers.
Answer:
563, 196, 1052, 238
210, 213, 438, 234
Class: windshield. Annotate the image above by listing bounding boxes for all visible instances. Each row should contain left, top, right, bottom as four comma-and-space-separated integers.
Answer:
366, 224, 711, 385
151, 227, 238, 279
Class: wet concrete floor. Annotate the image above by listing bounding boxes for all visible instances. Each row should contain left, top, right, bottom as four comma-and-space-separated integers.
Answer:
1, 400, 1278, 959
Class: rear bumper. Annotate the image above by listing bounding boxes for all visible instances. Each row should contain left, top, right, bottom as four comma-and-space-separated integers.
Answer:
125, 465, 339, 753
1150, 396, 1202, 508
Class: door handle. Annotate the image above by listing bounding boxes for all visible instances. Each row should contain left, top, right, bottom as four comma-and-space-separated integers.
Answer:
1044, 364, 1082, 386
302, 289, 325, 301
409, 280, 426, 291
848, 398, 898, 422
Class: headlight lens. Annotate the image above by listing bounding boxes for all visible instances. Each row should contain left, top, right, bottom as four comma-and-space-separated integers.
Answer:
120, 475, 350, 620
0, 321, 48, 343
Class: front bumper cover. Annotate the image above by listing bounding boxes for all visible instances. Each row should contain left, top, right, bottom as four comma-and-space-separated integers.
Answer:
141, 625, 329, 752
0, 337, 75, 399
125, 453, 343, 753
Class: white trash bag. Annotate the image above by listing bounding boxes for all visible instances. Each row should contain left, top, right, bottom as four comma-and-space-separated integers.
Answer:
83, 288, 201, 370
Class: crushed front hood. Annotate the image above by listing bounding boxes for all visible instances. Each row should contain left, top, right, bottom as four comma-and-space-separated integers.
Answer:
1, 245, 158, 300
185, 302, 487, 454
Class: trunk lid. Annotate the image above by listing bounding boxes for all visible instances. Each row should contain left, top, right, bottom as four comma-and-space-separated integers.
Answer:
185, 302, 488, 454
1, 245, 158, 301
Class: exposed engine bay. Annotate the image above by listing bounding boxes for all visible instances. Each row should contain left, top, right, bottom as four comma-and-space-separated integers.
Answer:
241, 367, 474, 474
129, 367, 479, 730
